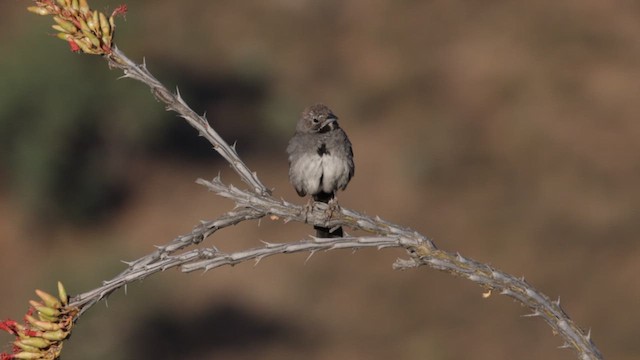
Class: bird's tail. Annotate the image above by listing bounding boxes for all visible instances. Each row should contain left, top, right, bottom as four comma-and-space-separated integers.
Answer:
313, 192, 343, 238
314, 224, 343, 238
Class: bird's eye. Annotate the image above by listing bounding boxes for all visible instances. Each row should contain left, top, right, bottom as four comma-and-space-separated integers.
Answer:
312, 118, 319, 124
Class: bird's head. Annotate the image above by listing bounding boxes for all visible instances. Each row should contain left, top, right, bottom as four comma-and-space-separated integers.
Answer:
297, 103, 339, 134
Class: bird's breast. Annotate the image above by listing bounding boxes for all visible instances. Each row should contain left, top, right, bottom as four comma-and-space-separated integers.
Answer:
293, 150, 349, 195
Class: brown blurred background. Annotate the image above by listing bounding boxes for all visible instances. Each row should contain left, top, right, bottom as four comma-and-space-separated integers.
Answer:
1, 1, 639, 359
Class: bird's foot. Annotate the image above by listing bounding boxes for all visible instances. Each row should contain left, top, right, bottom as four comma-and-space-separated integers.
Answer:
303, 198, 315, 222
325, 197, 340, 219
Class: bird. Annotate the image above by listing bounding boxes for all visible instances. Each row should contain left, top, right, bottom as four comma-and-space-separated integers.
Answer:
287, 103, 355, 238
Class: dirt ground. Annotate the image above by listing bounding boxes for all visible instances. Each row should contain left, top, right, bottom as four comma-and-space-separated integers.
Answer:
1, 1, 639, 359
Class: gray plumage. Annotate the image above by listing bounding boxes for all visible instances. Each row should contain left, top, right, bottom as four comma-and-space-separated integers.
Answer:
287, 104, 354, 238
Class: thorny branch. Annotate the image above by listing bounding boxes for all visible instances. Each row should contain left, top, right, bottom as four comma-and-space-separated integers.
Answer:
106, 47, 270, 196
64, 47, 603, 360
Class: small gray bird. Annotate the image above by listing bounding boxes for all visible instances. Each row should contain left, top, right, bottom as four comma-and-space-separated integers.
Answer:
287, 104, 354, 238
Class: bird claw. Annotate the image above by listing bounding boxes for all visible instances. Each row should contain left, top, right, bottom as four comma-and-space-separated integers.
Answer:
325, 197, 340, 219
303, 196, 340, 224
303, 198, 315, 222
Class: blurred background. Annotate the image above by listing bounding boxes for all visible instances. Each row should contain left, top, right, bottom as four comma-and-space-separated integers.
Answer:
1, 1, 639, 359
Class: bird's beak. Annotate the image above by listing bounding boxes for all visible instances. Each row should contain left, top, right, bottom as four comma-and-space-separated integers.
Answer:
319, 117, 337, 131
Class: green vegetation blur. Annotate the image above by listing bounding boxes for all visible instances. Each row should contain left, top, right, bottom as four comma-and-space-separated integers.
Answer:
0, 10, 274, 224
0, 26, 166, 223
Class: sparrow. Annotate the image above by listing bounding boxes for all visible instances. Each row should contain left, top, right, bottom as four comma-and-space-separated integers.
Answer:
287, 103, 354, 238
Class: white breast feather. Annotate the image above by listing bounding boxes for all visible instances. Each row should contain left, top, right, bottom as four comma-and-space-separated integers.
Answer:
321, 154, 347, 193
293, 149, 349, 196
297, 153, 323, 195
